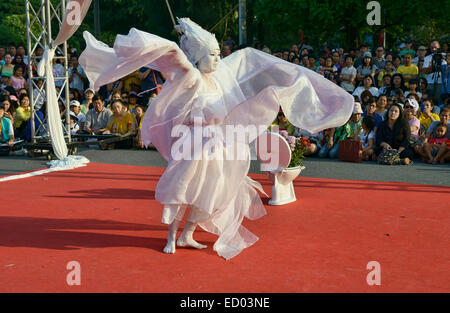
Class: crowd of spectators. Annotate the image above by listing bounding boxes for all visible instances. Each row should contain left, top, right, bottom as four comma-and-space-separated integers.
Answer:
1, 37, 449, 164
0, 43, 164, 151
251, 39, 449, 165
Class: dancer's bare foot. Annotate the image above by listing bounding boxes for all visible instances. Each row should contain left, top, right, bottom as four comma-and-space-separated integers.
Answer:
177, 235, 207, 249
402, 157, 410, 165
163, 238, 176, 254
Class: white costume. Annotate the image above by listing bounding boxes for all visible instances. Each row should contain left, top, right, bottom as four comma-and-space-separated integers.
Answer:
79, 18, 354, 259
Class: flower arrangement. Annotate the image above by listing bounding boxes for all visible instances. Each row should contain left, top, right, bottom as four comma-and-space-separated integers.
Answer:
279, 130, 310, 168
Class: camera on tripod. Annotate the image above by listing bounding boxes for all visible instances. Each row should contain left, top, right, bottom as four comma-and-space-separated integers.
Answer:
431, 49, 444, 72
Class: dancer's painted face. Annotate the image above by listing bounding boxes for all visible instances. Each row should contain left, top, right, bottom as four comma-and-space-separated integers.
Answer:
197, 47, 220, 73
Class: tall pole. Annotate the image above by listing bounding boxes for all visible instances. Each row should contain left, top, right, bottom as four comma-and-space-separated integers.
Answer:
239, 0, 246, 47
94, 0, 100, 39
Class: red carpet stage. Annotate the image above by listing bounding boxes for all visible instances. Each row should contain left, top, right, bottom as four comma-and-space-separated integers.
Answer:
0, 163, 448, 292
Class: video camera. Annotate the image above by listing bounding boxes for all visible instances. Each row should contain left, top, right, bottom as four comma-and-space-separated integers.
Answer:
431, 49, 445, 73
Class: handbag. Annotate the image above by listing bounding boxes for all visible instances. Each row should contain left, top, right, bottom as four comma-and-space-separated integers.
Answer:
338, 139, 362, 163
377, 148, 401, 165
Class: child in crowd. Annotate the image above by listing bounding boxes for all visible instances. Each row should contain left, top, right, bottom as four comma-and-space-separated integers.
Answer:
358, 115, 376, 161
427, 123, 449, 164
69, 112, 80, 135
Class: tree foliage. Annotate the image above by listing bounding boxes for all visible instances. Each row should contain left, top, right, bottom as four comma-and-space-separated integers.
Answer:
0, 0, 448, 53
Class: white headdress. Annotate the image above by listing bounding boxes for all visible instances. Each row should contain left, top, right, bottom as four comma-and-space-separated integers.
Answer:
175, 17, 219, 66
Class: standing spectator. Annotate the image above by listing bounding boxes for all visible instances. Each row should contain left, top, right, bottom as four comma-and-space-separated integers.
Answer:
353, 75, 379, 99
68, 55, 88, 93
0, 54, 14, 77
332, 51, 342, 75
374, 103, 413, 164
52, 58, 64, 88
422, 41, 447, 101
85, 94, 113, 135
134, 105, 146, 148
340, 54, 357, 93
412, 45, 427, 66
441, 53, 450, 106
397, 53, 418, 88
139, 67, 164, 105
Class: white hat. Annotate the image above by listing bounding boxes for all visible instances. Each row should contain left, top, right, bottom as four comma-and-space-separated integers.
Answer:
405, 98, 419, 114
175, 17, 219, 66
85, 88, 95, 94
69, 111, 78, 120
70, 100, 80, 107
353, 102, 364, 114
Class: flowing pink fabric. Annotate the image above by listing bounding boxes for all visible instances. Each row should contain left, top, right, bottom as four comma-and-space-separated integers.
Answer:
79, 28, 354, 259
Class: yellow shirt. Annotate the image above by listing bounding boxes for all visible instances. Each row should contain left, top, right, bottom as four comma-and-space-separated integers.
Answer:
122, 70, 141, 92
15, 106, 31, 128
397, 65, 418, 88
106, 112, 136, 135
418, 113, 440, 132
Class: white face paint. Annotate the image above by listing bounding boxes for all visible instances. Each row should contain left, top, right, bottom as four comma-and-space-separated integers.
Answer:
197, 48, 221, 73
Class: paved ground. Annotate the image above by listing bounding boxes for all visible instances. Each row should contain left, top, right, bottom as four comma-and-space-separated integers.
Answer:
1, 145, 449, 187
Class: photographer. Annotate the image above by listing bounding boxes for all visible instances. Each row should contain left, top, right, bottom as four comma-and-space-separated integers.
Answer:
68, 55, 88, 93
422, 41, 447, 102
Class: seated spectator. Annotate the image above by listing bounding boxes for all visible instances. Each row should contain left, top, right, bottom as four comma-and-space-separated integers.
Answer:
340, 54, 357, 93
308, 56, 317, 72
270, 109, 295, 136
403, 98, 421, 145
25, 102, 45, 141
85, 93, 113, 135
291, 56, 300, 65
69, 112, 80, 135
352, 75, 378, 99
134, 105, 146, 149
418, 99, 440, 133
1, 96, 16, 127
81, 88, 94, 115
0, 103, 15, 147
374, 103, 413, 164
11, 65, 27, 92
319, 102, 363, 158
375, 95, 388, 118
376, 61, 394, 88
392, 55, 402, 72
377, 74, 392, 96
69, 100, 86, 131
397, 53, 418, 88
103, 99, 136, 149
127, 92, 140, 113
363, 97, 383, 128
423, 122, 449, 164
318, 57, 338, 83
12, 54, 26, 76
419, 77, 428, 95
404, 79, 422, 99
0, 54, 14, 77
356, 52, 377, 85
15, 93, 31, 139
358, 115, 376, 161
386, 73, 408, 102
420, 108, 449, 163
359, 90, 373, 107
294, 127, 322, 156
1, 72, 12, 90
122, 70, 141, 93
